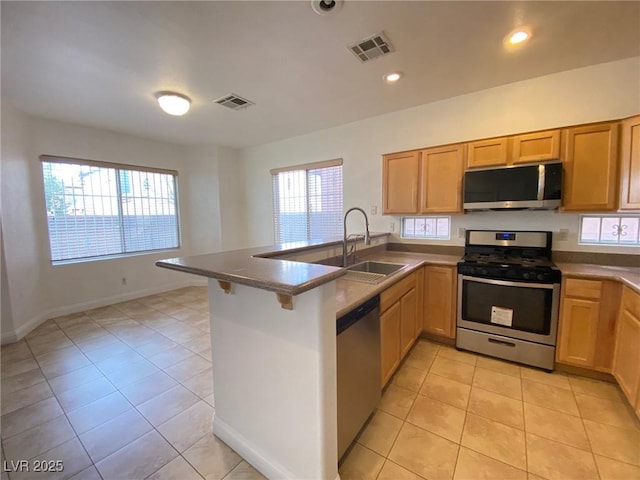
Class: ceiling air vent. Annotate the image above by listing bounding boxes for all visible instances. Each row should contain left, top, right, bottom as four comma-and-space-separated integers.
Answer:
213, 93, 255, 110
348, 32, 394, 63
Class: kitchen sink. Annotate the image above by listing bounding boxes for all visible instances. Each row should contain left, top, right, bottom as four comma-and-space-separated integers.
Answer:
347, 261, 406, 275
342, 261, 407, 284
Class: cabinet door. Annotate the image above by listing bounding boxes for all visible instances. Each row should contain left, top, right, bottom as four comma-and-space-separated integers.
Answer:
420, 144, 465, 213
619, 115, 640, 210
557, 297, 600, 367
512, 129, 561, 164
423, 266, 455, 338
415, 267, 424, 339
380, 301, 401, 386
563, 123, 619, 211
612, 308, 640, 407
382, 151, 420, 214
466, 138, 508, 169
400, 288, 417, 358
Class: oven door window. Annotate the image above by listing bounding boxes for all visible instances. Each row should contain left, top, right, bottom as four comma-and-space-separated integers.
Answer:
461, 278, 553, 335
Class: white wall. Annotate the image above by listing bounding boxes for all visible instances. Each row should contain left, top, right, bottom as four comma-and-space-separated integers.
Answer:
0, 109, 240, 342
240, 57, 640, 254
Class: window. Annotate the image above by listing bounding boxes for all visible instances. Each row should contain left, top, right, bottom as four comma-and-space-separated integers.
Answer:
271, 159, 343, 243
579, 215, 640, 246
401, 216, 451, 240
41, 155, 180, 263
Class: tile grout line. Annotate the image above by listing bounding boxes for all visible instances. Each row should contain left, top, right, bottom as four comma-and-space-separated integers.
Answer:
570, 377, 603, 480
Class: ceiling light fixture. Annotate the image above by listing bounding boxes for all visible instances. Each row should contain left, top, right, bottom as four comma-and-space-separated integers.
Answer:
505, 28, 531, 45
155, 92, 191, 116
384, 72, 402, 83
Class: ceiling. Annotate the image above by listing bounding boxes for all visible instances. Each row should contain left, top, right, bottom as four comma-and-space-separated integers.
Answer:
2, 1, 639, 148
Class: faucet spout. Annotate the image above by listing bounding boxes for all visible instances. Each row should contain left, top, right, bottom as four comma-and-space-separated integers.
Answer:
343, 207, 371, 267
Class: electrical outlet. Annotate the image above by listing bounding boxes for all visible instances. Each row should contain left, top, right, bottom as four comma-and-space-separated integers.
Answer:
389, 222, 395, 233
121, 277, 127, 286
370, 205, 377, 215
558, 229, 569, 241
458, 227, 466, 239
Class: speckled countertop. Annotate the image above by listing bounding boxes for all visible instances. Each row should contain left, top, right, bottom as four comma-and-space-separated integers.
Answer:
556, 262, 640, 293
157, 238, 639, 313
156, 235, 390, 296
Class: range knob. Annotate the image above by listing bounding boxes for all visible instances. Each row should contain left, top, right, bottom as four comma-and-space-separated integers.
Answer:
537, 273, 546, 281
480, 268, 488, 276
522, 272, 530, 280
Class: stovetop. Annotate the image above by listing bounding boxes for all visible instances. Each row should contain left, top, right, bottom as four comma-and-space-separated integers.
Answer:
460, 253, 556, 269
458, 230, 561, 283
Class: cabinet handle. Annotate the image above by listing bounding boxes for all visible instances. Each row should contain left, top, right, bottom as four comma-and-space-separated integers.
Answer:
488, 338, 516, 348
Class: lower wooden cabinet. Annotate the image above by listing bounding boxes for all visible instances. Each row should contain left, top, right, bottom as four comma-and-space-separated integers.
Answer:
423, 266, 456, 339
380, 302, 401, 386
556, 277, 620, 372
379, 269, 423, 386
400, 288, 417, 358
612, 287, 640, 411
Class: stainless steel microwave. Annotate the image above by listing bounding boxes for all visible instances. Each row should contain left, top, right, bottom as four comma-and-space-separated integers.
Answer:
463, 162, 562, 211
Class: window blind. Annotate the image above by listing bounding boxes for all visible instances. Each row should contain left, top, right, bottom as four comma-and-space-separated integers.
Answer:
271, 160, 343, 243
40, 156, 180, 263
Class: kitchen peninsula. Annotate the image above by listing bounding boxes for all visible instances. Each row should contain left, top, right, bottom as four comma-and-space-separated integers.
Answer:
156, 235, 458, 480
158, 241, 347, 480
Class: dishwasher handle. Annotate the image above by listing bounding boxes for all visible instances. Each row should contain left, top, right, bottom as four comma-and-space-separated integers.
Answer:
336, 295, 380, 335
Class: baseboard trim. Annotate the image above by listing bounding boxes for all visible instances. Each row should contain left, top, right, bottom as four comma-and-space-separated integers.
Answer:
1, 278, 207, 345
213, 416, 298, 480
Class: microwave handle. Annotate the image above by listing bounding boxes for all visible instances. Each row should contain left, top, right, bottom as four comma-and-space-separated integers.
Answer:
537, 164, 545, 201
461, 275, 556, 290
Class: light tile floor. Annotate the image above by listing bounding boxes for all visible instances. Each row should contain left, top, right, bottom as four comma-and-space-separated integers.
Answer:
340, 341, 640, 480
1, 287, 264, 480
2, 287, 639, 480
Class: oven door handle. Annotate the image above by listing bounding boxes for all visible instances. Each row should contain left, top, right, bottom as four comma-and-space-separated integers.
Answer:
461, 275, 556, 290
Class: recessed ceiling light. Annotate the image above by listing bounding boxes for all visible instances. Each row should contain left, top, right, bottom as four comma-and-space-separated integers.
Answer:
384, 72, 402, 83
155, 92, 191, 116
505, 28, 531, 45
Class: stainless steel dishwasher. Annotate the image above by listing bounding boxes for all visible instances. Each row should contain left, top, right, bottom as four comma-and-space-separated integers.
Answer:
336, 295, 381, 461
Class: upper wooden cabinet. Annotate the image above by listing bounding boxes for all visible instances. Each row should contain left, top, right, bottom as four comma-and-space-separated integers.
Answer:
382, 145, 464, 215
382, 151, 420, 214
420, 144, 465, 213
562, 122, 619, 211
466, 129, 561, 169
466, 138, 508, 168
423, 266, 456, 339
619, 115, 640, 210
512, 130, 561, 164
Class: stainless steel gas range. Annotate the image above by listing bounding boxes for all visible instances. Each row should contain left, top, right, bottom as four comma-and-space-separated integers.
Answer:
456, 230, 561, 371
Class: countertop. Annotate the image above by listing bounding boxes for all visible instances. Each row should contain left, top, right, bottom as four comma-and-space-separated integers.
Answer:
335, 254, 640, 318
556, 262, 640, 293
156, 237, 639, 312
155, 234, 389, 296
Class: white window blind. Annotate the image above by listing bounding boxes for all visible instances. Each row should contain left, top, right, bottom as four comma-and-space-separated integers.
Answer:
271, 159, 343, 243
41, 156, 180, 263
579, 215, 640, 246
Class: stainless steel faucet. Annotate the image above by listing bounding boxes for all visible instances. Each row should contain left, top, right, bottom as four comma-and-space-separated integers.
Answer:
343, 207, 371, 267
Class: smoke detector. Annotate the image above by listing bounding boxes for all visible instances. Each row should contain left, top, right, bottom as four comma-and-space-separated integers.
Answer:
311, 0, 343, 15
348, 32, 394, 63
213, 93, 255, 111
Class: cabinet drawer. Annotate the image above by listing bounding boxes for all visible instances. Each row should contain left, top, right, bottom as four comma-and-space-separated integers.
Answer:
381, 272, 416, 312
622, 286, 640, 319
564, 278, 602, 299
